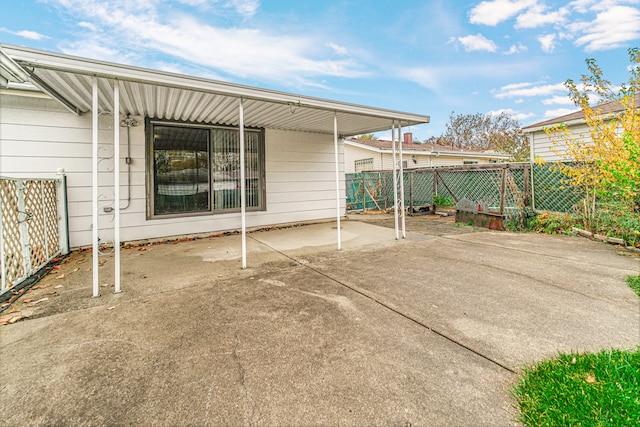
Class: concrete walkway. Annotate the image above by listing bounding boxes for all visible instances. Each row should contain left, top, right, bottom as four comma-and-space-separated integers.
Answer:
1, 216, 638, 426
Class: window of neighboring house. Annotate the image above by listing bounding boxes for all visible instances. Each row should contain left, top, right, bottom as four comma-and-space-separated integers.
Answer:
401, 160, 408, 168
354, 158, 374, 173
463, 160, 479, 165
147, 119, 265, 218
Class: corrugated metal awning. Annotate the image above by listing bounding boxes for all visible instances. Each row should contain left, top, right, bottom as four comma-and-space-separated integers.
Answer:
0, 44, 430, 136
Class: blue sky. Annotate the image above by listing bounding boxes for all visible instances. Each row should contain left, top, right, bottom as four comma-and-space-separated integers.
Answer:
2, 0, 640, 140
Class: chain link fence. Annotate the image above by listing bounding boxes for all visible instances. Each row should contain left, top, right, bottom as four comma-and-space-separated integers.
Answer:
346, 163, 581, 217
530, 164, 583, 213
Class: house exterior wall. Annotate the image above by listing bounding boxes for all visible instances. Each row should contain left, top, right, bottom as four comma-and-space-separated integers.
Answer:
1, 91, 345, 248
344, 144, 382, 173
527, 123, 591, 162
344, 143, 499, 172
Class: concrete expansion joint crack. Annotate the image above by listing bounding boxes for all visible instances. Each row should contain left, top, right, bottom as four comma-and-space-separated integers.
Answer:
247, 233, 517, 375
233, 330, 257, 426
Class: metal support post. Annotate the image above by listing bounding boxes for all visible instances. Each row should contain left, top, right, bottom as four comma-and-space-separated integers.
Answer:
92, 78, 99, 297
333, 112, 342, 251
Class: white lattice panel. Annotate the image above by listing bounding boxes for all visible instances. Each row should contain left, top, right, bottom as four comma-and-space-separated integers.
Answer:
1, 180, 24, 289
1, 177, 65, 292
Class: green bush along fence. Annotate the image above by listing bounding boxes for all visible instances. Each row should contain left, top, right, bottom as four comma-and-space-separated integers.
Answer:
346, 163, 580, 216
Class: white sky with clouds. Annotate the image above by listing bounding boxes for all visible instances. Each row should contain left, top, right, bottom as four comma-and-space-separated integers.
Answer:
1, 0, 639, 140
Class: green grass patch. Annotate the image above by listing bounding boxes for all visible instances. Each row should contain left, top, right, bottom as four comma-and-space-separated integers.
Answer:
627, 274, 640, 298
513, 348, 640, 426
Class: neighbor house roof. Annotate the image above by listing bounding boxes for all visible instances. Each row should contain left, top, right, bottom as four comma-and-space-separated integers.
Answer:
523, 93, 640, 132
0, 44, 430, 136
346, 138, 509, 158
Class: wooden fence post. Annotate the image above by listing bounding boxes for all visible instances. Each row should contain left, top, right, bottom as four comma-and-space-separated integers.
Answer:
362, 173, 366, 213
499, 167, 507, 215
409, 172, 414, 215
523, 165, 530, 207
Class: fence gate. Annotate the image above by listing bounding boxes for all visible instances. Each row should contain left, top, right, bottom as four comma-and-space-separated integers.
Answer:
0, 175, 69, 294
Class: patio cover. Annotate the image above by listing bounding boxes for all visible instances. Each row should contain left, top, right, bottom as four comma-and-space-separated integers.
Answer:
0, 44, 430, 296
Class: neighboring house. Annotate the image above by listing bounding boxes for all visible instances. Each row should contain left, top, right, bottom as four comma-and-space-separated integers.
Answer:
523, 93, 640, 162
0, 44, 430, 291
344, 134, 508, 173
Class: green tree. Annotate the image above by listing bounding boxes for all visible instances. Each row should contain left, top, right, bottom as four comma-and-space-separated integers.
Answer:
441, 111, 529, 161
545, 48, 640, 227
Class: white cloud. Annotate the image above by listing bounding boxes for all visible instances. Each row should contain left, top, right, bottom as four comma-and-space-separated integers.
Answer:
469, 0, 537, 26
399, 67, 443, 93
487, 108, 535, 121
458, 33, 498, 52
542, 95, 574, 105
16, 30, 47, 40
49, 0, 366, 87
327, 42, 348, 56
494, 82, 566, 98
467, 0, 640, 53
515, 4, 569, 28
1, 28, 48, 40
226, 0, 260, 18
77, 21, 98, 32
61, 40, 139, 65
538, 33, 557, 53
175, 0, 260, 17
504, 43, 527, 54
400, 61, 540, 95
571, 6, 640, 51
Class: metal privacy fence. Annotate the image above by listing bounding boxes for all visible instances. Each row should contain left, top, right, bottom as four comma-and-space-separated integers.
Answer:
0, 176, 69, 294
346, 163, 581, 216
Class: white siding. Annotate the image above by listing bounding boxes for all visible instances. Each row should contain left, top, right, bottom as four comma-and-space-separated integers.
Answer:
1, 92, 345, 248
380, 152, 492, 169
343, 144, 382, 173
529, 124, 591, 162
344, 143, 497, 172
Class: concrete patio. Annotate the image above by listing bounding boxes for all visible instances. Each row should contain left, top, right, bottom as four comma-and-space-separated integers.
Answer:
1, 215, 638, 426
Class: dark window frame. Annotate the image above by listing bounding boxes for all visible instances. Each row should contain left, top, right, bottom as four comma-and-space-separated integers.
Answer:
146, 118, 266, 219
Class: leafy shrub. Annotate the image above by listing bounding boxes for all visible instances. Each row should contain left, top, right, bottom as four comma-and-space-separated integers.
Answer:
592, 199, 640, 247
433, 194, 454, 207
530, 210, 577, 235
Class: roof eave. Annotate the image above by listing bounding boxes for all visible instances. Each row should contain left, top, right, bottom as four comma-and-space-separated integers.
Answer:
522, 117, 587, 133
2, 43, 430, 127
